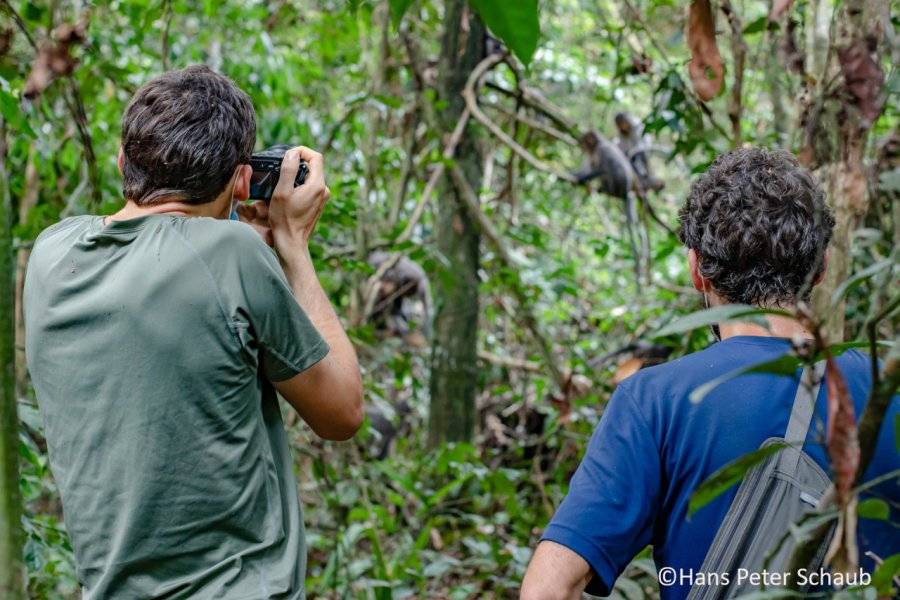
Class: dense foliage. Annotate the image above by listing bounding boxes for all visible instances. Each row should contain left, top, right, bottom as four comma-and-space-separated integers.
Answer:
0, 0, 896, 598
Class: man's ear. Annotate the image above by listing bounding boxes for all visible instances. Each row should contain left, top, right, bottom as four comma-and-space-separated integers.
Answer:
233, 164, 251, 201
117, 148, 124, 174
688, 248, 709, 292
812, 251, 828, 286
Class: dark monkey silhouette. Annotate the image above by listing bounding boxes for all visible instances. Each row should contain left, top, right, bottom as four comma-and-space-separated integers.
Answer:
366, 251, 431, 339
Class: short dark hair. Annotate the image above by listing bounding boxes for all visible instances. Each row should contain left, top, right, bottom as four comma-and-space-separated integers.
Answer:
121, 65, 256, 205
678, 148, 835, 306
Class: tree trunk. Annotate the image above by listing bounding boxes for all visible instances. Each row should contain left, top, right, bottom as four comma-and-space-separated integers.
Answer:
428, 0, 484, 446
0, 121, 26, 599
14, 148, 38, 398
806, 0, 888, 342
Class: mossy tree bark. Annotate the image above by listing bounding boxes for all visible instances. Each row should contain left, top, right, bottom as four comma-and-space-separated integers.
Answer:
0, 121, 26, 598
428, 0, 485, 446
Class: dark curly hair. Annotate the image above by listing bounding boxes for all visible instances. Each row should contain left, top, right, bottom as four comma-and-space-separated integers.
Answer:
121, 65, 256, 205
678, 148, 835, 306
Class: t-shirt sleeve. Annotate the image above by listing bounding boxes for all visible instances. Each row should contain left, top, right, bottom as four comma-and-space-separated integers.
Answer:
231, 229, 329, 382
541, 383, 662, 596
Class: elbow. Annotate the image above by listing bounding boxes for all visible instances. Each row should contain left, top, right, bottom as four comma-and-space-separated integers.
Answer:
519, 583, 572, 600
519, 583, 548, 600
320, 383, 364, 442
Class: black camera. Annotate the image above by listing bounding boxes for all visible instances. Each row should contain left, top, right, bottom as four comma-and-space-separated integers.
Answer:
248, 144, 309, 202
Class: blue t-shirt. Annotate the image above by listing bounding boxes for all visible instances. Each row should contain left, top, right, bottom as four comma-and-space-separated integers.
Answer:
542, 336, 899, 599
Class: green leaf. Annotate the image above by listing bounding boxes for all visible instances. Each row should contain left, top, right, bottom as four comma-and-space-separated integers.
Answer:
857, 498, 889, 520
742, 16, 769, 35
830, 258, 893, 308
468, 0, 540, 66
894, 413, 899, 453
872, 553, 900, 596
652, 305, 788, 338
388, 0, 415, 28
0, 89, 37, 138
688, 442, 790, 515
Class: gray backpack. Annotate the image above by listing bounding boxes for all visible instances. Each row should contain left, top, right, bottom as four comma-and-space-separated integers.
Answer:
687, 363, 834, 599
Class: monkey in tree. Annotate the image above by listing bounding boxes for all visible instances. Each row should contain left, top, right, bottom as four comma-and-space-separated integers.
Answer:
571, 130, 650, 283
614, 112, 665, 194
366, 251, 432, 344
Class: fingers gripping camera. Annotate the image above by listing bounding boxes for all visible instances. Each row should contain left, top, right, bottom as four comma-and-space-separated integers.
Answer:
249, 144, 309, 202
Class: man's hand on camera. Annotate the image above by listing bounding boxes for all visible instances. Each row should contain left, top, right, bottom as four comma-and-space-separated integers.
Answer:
269, 146, 330, 250
235, 200, 274, 247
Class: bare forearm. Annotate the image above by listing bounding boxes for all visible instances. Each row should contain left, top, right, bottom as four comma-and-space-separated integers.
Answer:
521, 542, 592, 600
280, 245, 358, 375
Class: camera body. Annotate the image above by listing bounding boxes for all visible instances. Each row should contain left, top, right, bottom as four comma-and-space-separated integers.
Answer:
248, 144, 308, 202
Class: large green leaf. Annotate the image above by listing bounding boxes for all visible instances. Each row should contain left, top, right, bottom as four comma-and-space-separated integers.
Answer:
857, 498, 889, 520
688, 442, 790, 515
388, 0, 415, 27
468, 0, 540, 66
830, 258, 893, 307
872, 553, 900, 596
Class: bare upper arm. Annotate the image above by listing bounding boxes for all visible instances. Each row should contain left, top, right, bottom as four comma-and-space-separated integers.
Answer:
273, 351, 364, 441
520, 540, 593, 600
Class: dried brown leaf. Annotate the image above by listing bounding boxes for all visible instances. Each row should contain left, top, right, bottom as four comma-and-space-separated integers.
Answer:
687, 0, 725, 101
837, 39, 885, 127
825, 357, 860, 507
22, 17, 88, 100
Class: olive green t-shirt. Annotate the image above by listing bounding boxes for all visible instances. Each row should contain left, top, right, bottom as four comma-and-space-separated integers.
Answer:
24, 214, 329, 599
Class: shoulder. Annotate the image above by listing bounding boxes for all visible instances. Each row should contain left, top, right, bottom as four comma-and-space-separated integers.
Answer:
617, 343, 732, 405
173, 217, 276, 264
32, 216, 95, 252
29, 216, 96, 274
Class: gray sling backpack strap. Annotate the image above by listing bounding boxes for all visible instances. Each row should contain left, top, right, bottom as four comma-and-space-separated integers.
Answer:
686, 362, 833, 599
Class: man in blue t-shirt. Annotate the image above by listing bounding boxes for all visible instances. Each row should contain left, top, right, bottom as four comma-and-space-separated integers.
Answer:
520, 148, 899, 599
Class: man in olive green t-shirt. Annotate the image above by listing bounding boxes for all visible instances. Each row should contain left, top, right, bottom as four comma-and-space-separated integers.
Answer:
24, 66, 363, 599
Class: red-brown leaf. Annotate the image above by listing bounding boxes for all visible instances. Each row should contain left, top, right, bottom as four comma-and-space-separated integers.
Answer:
687, 0, 725, 101
825, 357, 860, 507
22, 18, 88, 100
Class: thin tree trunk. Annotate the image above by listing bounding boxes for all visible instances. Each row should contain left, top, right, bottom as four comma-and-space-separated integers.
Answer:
0, 120, 26, 599
806, 0, 888, 342
14, 148, 38, 397
428, 0, 484, 446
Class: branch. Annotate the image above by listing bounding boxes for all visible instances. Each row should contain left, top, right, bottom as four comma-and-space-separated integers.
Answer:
720, 0, 747, 146
478, 350, 541, 372
482, 101, 578, 146
463, 54, 576, 183
484, 81, 578, 137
